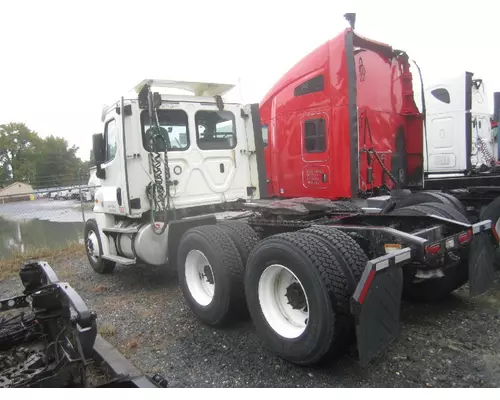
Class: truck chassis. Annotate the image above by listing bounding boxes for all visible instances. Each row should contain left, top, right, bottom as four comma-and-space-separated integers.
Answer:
220, 197, 497, 365
85, 195, 498, 366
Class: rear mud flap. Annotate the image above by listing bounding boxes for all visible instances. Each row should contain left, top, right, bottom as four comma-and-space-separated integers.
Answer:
468, 221, 497, 297
351, 248, 410, 366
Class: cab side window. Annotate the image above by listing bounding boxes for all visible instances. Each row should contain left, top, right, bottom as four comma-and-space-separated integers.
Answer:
262, 125, 269, 147
105, 119, 117, 162
430, 88, 451, 104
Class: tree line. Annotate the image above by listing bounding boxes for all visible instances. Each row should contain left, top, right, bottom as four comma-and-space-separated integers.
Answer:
0, 122, 92, 189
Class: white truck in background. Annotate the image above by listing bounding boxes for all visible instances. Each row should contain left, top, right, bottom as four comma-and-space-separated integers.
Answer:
413, 70, 499, 176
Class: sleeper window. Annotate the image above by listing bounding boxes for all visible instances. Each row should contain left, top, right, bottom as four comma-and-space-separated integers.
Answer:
262, 125, 269, 147
304, 119, 326, 153
294, 75, 324, 97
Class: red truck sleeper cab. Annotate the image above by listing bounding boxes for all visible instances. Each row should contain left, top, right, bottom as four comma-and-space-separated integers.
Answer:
259, 29, 423, 200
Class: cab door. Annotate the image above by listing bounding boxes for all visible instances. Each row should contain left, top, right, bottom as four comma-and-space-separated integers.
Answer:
97, 114, 129, 216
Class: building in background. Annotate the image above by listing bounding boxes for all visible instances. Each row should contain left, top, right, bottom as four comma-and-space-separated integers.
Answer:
0, 182, 34, 203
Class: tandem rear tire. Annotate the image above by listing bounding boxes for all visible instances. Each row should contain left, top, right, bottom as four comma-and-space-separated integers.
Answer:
217, 220, 260, 266
177, 225, 246, 326
245, 231, 353, 365
84, 219, 116, 274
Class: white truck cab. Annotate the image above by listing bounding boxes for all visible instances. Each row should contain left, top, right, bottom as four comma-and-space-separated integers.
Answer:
86, 79, 265, 269
413, 71, 497, 175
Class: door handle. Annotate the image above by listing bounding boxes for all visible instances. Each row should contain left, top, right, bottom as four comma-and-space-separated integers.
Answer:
220, 163, 225, 173
116, 188, 122, 206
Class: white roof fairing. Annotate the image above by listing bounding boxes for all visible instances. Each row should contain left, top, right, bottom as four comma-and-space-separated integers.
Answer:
134, 79, 236, 97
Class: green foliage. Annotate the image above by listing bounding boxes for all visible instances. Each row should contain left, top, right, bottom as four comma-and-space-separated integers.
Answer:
0, 122, 89, 189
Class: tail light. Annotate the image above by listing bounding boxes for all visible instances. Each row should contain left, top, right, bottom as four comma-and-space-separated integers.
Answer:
425, 243, 441, 255
458, 229, 473, 245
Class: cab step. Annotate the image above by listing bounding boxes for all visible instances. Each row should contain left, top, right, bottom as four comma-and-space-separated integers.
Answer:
102, 227, 139, 234
101, 255, 136, 265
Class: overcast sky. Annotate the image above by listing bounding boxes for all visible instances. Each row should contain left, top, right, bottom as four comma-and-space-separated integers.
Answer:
1, 0, 500, 160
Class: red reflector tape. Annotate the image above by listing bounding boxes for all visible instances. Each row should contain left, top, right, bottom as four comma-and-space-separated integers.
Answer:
458, 229, 473, 244
425, 243, 441, 255
492, 225, 499, 242
358, 269, 376, 305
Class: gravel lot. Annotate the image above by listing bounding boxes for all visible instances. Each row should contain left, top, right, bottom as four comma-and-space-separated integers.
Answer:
1, 255, 500, 388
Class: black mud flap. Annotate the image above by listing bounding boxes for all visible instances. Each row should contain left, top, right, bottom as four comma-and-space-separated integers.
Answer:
468, 220, 497, 297
351, 248, 411, 366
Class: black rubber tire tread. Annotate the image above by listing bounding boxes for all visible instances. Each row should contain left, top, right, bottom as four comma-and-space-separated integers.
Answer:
298, 226, 368, 346
437, 192, 468, 217
330, 201, 362, 213
177, 225, 246, 326
392, 192, 453, 210
479, 195, 500, 230
217, 220, 260, 266
389, 204, 469, 302
245, 231, 352, 365
84, 219, 116, 274
347, 232, 376, 259
416, 202, 470, 224
299, 226, 368, 286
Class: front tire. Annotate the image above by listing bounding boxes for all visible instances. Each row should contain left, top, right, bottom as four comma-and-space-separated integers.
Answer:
177, 225, 246, 326
84, 219, 116, 274
245, 232, 352, 365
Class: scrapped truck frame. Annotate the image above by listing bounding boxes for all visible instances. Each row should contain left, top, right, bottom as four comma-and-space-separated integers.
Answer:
0, 261, 166, 388
83, 20, 499, 367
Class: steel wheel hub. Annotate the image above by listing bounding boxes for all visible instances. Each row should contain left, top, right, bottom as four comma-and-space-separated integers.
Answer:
86, 230, 100, 262
185, 250, 215, 306
258, 264, 310, 339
